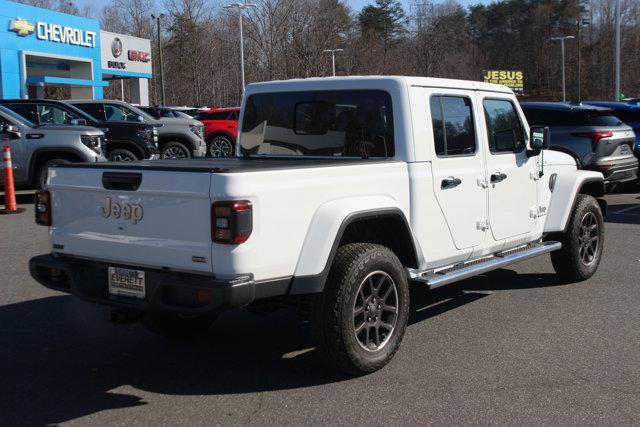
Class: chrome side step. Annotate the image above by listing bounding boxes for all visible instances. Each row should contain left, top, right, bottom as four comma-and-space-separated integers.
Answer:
410, 241, 562, 290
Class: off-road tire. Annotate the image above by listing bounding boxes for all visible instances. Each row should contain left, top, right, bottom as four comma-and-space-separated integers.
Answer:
108, 148, 138, 162
141, 312, 216, 340
37, 158, 70, 189
312, 243, 410, 375
550, 194, 604, 282
207, 136, 234, 157
161, 141, 191, 159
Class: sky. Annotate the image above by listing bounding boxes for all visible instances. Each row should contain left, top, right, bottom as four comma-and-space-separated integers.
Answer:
72, 0, 493, 16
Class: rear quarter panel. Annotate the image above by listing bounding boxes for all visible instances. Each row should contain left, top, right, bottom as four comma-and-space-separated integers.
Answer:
210, 162, 411, 281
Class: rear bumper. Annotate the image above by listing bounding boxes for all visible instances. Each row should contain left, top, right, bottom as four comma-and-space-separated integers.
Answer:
29, 254, 260, 315
588, 156, 639, 184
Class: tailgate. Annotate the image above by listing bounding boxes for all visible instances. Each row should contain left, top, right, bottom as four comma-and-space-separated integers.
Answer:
48, 166, 213, 273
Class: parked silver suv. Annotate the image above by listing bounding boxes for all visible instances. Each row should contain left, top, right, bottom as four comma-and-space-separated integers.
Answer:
68, 100, 206, 159
0, 105, 106, 189
522, 102, 638, 190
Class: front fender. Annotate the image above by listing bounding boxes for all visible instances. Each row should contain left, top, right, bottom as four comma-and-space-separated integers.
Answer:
544, 170, 604, 233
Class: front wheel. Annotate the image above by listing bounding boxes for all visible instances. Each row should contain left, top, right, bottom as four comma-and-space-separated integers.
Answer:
108, 148, 138, 162
550, 194, 604, 282
208, 136, 234, 157
312, 243, 410, 375
161, 142, 191, 159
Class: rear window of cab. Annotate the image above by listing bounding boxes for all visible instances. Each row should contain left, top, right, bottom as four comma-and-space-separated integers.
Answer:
240, 90, 394, 158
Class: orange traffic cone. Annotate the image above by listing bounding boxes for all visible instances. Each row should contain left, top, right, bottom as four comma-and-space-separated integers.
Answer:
1, 142, 24, 215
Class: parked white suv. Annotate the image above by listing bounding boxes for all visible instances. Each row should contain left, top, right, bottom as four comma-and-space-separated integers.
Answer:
30, 77, 606, 375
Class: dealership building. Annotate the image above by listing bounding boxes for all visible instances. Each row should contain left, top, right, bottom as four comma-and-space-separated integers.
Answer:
0, 0, 153, 104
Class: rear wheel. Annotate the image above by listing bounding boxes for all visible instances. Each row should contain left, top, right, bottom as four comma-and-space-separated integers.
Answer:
313, 243, 410, 375
37, 158, 70, 189
161, 142, 191, 159
208, 136, 234, 157
551, 194, 604, 281
108, 148, 138, 162
141, 312, 216, 339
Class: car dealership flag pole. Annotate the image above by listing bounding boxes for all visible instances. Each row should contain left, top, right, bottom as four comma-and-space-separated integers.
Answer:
225, 1, 256, 95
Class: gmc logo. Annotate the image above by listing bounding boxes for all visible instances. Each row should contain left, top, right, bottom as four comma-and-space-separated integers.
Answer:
128, 50, 150, 62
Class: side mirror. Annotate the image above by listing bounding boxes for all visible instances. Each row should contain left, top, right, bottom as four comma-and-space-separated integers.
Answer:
70, 118, 87, 126
4, 124, 21, 139
528, 126, 550, 156
137, 115, 146, 123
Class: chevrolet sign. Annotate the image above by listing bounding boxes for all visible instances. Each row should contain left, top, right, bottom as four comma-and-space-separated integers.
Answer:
36, 22, 96, 47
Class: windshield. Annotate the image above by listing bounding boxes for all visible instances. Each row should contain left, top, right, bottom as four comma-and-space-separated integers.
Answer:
241, 90, 394, 158
0, 105, 35, 127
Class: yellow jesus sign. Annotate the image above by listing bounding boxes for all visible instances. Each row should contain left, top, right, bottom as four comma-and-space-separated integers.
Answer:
482, 70, 524, 95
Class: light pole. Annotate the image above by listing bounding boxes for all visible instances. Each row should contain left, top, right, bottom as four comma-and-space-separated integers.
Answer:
225, 1, 256, 93
614, 0, 621, 100
576, 14, 590, 102
151, 13, 166, 105
551, 36, 575, 102
323, 49, 343, 76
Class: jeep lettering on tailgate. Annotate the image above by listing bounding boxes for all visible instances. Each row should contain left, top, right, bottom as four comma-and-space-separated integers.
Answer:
100, 197, 143, 224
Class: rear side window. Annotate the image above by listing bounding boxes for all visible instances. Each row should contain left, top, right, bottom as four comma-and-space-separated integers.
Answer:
4, 104, 38, 124
430, 96, 476, 156
484, 99, 525, 153
75, 103, 105, 121
241, 90, 394, 158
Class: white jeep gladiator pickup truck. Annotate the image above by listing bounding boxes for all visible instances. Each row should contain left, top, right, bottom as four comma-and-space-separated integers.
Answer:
30, 76, 606, 375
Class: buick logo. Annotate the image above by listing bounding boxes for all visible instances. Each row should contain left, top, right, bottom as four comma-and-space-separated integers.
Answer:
111, 38, 123, 58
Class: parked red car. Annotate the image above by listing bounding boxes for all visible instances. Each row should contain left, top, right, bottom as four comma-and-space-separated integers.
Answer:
193, 107, 240, 157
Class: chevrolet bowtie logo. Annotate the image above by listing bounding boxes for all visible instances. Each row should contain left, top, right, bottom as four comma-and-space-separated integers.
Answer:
10, 18, 35, 36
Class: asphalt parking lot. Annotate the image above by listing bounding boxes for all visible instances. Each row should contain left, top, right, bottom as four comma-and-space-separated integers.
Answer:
1, 189, 639, 425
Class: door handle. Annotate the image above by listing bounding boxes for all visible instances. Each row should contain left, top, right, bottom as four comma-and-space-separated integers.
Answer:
441, 176, 462, 189
490, 172, 508, 183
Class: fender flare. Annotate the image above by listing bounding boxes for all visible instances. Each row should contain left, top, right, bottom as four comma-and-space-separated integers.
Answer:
289, 196, 422, 295
543, 170, 605, 233
158, 134, 197, 150
28, 147, 85, 183
106, 139, 146, 159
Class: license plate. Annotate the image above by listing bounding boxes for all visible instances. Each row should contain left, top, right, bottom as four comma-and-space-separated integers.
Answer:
108, 267, 145, 299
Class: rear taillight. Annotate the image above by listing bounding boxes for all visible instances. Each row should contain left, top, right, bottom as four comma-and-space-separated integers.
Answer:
572, 131, 613, 151
211, 200, 252, 244
35, 190, 51, 226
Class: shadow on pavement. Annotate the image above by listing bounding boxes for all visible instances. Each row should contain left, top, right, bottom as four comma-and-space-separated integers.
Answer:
0, 268, 570, 424
605, 203, 640, 225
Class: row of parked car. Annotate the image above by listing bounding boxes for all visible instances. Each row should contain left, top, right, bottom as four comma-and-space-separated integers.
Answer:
0, 98, 241, 189
0, 92, 637, 191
